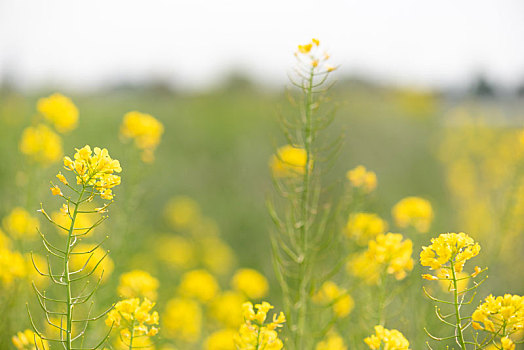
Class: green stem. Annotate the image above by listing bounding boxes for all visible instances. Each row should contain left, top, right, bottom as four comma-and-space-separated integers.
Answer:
295, 67, 315, 350
450, 262, 467, 350
128, 319, 136, 350
64, 186, 86, 349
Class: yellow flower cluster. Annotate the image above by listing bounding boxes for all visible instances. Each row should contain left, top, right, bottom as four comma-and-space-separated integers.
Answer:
19, 124, 63, 165
209, 290, 247, 329
472, 294, 524, 336
347, 165, 377, 193
313, 281, 354, 318
315, 331, 347, 350
178, 269, 220, 303
12, 329, 48, 350
37, 93, 79, 133
205, 328, 237, 350
164, 196, 202, 230
62, 145, 122, 199
392, 196, 434, 233
106, 298, 159, 346
296, 38, 336, 72
231, 268, 269, 299
420, 232, 480, 272
2, 207, 38, 239
118, 270, 159, 301
349, 233, 413, 284
345, 212, 387, 244
364, 325, 410, 350
120, 111, 164, 163
234, 301, 286, 350
163, 297, 202, 342
270, 145, 308, 178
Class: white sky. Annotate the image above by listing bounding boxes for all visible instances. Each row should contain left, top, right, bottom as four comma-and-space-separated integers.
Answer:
1, 0, 524, 90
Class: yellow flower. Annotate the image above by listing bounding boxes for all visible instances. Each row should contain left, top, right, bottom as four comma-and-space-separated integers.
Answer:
19, 124, 63, 165
345, 212, 387, 244
313, 281, 354, 318
420, 232, 480, 272
163, 297, 202, 343
501, 337, 516, 350
178, 269, 219, 303
201, 236, 236, 275
231, 268, 269, 299
209, 291, 247, 328
117, 270, 159, 300
63, 145, 122, 199
235, 301, 285, 350
348, 233, 413, 284
392, 196, 434, 233
164, 196, 201, 230
205, 329, 237, 350
270, 145, 308, 178
50, 210, 95, 236
3, 207, 38, 239
472, 294, 524, 336
154, 235, 196, 270
0, 248, 26, 285
37, 93, 79, 133
120, 111, 164, 162
316, 331, 347, 350
364, 325, 410, 350
69, 243, 114, 283
347, 165, 377, 192
298, 43, 313, 54
12, 329, 49, 350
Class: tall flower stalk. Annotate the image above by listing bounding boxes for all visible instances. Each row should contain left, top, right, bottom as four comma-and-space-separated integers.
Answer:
268, 39, 338, 350
28, 145, 122, 349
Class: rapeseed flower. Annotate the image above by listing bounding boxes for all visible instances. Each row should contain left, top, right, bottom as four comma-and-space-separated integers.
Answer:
270, 145, 308, 178
472, 294, 524, 335
420, 232, 480, 272
0, 248, 26, 285
164, 196, 201, 230
117, 270, 159, 300
163, 297, 202, 342
392, 196, 434, 233
63, 145, 122, 200
178, 269, 219, 303
201, 236, 236, 275
2, 207, 38, 239
364, 325, 410, 350
315, 331, 347, 350
231, 268, 269, 299
347, 165, 377, 193
348, 233, 413, 284
345, 212, 387, 244
209, 290, 247, 328
19, 124, 63, 165
154, 235, 196, 270
120, 111, 164, 162
12, 329, 49, 350
205, 329, 237, 350
313, 281, 354, 318
234, 301, 285, 350
37, 93, 79, 133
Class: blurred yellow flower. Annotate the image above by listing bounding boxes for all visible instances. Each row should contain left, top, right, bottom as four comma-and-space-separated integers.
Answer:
345, 212, 387, 244
364, 325, 410, 350
205, 329, 237, 350
0, 248, 26, 286
420, 232, 480, 272
235, 301, 285, 350
348, 233, 413, 284
19, 124, 63, 165
209, 291, 247, 329
120, 111, 164, 163
231, 268, 269, 299
347, 165, 377, 193
392, 196, 434, 233
270, 145, 308, 178
2, 207, 38, 239
70, 243, 114, 283
117, 270, 159, 300
154, 235, 196, 270
163, 297, 202, 343
178, 269, 219, 303
37, 93, 79, 133
164, 196, 201, 230
313, 281, 354, 318
201, 236, 236, 275
316, 331, 347, 350
12, 329, 48, 350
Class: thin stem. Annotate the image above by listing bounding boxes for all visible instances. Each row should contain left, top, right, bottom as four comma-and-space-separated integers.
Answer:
451, 262, 467, 350
128, 319, 136, 350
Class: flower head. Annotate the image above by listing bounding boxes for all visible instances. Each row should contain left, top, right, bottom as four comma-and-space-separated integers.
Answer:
420, 232, 480, 272
19, 124, 63, 165
345, 212, 387, 244
2, 207, 38, 239
120, 111, 164, 162
270, 145, 308, 178
364, 325, 410, 350
178, 269, 219, 303
235, 301, 285, 350
347, 165, 377, 193
37, 93, 78, 133
118, 270, 159, 301
312, 281, 354, 318
231, 268, 269, 299
472, 294, 524, 336
392, 196, 434, 233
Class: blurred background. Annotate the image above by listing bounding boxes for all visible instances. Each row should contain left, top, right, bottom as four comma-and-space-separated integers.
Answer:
1, 0, 524, 349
